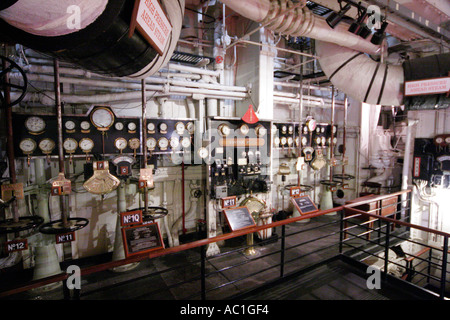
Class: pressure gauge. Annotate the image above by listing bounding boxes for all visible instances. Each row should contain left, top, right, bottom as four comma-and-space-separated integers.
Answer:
281, 125, 287, 134
446, 137, 450, 144
158, 137, 169, 150
186, 122, 195, 134
303, 126, 308, 134
239, 124, 249, 135
115, 122, 124, 131
306, 119, 316, 132
80, 120, 91, 132
272, 124, 278, 133
128, 138, 140, 150
170, 137, 180, 149
91, 107, 115, 131
295, 137, 300, 147
333, 137, 338, 145
255, 125, 267, 137
175, 122, 185, 134
19, 138, 37, 154
274, 137, 280, 146
79, 138, 94, 153
197, 147, 209, 159
38, 138, 55, 154
63, 138, 78, 153
288, 125, 294, 134
302, 136, 308, 146
321, 136, 326, 146
332, 126, 337, 134
147, 138, 156, 150
316, 127, 321, 133
287, 137, 293, 146
316, 137, 321, 145
25, 116, 46, 135
115, 137, 128, 152
436, 137, 444, 144
127, 122, 137, 132
147, 122, 155, 133
321, 127, 325, 133
280, 137, 287, 146
65, 120, 76, 132
218, 123, 231, 137
159, 122, 168, 133
181, 137, 191, 149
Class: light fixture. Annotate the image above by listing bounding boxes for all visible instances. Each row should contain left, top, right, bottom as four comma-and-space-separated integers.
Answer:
326, 0, 352, 29
370, 20, 389, 45
348, 5, 372, 39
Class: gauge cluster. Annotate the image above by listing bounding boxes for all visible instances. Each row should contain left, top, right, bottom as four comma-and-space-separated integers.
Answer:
145, 119, 196, 154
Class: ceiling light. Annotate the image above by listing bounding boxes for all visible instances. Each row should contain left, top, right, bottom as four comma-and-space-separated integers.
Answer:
326, 1, 352, 29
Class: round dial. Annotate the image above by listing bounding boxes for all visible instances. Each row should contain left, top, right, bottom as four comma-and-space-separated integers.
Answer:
38, 138, 55, 154
280, 137, 287, 146
272, 124, 277, 133
19, 138, 37, 154
181, 137, 191, 148
288, 125, 293, 134
198, 147, 209, 159
159, 123, 168, 133
316, 127, 321, 133
115, 137, 128, 151
218, 124, 231, 137
186, 122, 195, 134
91, 107, 115, 130
175, 122, 185, 134
436, 137, 444, 144
281, 125, 287, 134
25, 116, 46, 134
446, 137, 450, 144
127, 122, 137, 132
302, 136, 308, 146
321, 127, 325, 133
332, 126, 337, 134
147, 138, 156, 150
63, 138, 78, 153
287, 137, 293, 146
129, 138, 140, 150
316, 137, 321, 144
306, 119, 316, 132
321, 136, 326, 145
303, 126, 308, 134
255, 125, 267, 137
295, 137, 300, 147
65, 120, 76, 131
158, 137, 169, 149
80, 121, 91, 131
239, 124, 249, 135
147, 122, 155, 132
333, 137, 338, 144
115, 122, 124, 131
170, 137, 180, 149
79, 138, 94, 152
274, 137, 280, 146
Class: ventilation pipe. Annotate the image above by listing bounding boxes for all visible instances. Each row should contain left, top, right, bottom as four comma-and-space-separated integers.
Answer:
0, 0, 185, 78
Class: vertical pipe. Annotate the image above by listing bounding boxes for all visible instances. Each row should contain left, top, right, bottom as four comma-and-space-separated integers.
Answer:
181, 162, 186, 235
141, 79, 149, 213
280, 224, 286, 278
384, 220, 390, 280
329, 86, 335, 182
341, 95, 348, 177
297, 55, 304, 187
440, 237, 448, 299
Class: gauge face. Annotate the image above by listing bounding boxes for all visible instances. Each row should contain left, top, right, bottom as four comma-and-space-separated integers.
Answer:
306, 119, 316, 132
175, 122, 185, 134
316, 137, 321, 144
333, 137, 338, 144
272, 124, 277, 133
127, 122, 137, 132
436, 137, 444, 144
38, 138, 55, 154
186, 122, 195, 134
255, 125, 267, 137
170, 137, 180, 149
19, 138, 37, 154
147, 122, 155, 132
63, 138, 78, 153
274, 137, 280, 146
446, 137, 450, 144
281, 125, 287, 134
65, 120, 76, 131
80, 121, 91, 131
115, 122, 124, 131
280, 137, 287, 146
181, 137, 191, 148
79, 138, 94, 152
321, 136, 326, 145
25, 116, 46, 134
239, 124, 249, 135
302, 137, 308, 146
91, 107, 115, 130
287, 137, 293, 146
115, 137, 128, 151
158, 137, 169, 149
159, 123, 168, 133
147, 138, 156, 150
303, 126, 308, 134
128, 138, 140, 150
218, 124, 231, 137
288, 126, 293, 134
333, 126, 337, 134
198, 147, 209, 159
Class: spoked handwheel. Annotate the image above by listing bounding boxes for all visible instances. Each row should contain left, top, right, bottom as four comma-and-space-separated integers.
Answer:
332, 174, 355, 181
284, 184, 313, 192
0, 215, 44, 234
39, 217, 89, 235
132, 206, 168, 222
320, 180, 342, 191
0, 55, 28, 108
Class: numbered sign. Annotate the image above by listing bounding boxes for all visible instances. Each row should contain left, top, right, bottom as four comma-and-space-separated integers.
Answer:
221, 196, 237, 209
290, 186, 304, 198
5, 239, 28, 253
55, 232, 76, 244
120, 210, 143, 227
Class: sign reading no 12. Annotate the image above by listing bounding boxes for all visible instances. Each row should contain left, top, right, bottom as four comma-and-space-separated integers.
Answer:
129, 0, 173, 55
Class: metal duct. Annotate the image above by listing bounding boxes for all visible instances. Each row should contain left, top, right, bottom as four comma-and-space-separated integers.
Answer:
0, 0, 185, 78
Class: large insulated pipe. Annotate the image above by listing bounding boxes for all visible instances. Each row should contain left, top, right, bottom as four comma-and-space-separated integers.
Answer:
0, 0, 185, 78
221, 0, 380, 55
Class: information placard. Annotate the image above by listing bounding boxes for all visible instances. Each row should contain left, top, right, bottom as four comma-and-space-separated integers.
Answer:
291, 195, 318, 215
129, 0, 172, 55
223, 206, 256, 231
404, 77, 450, 96
122, 222, 164, 257
55, 232, 75, 244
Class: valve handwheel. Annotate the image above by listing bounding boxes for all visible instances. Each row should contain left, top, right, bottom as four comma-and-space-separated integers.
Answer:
132, 206, 168, 221
332, 174, 355, 181
0, 55, 28, 108
39, 217, 89, 235
0, 215, 44, 234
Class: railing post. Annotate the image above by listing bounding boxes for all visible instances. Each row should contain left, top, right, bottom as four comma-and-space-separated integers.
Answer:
201, 245, 206, 300
384, 220, 391, 280
339, 210, 344, 254
440, 236, 448, 300
280, 224, 286, 278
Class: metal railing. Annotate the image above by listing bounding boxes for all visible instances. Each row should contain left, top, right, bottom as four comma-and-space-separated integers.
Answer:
1, 189, 449, 300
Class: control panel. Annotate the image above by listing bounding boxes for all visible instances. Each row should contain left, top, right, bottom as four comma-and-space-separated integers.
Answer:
413, 136, 450, 188
208, 118, 271, 199
145, 118, 195, 154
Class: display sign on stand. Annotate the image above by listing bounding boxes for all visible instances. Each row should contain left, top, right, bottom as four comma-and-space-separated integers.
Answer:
122, 222, 164, 257
223, 206, 256, 231
291, 195, 318, 215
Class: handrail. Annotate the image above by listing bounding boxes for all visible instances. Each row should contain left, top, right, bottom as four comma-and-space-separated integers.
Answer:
3, 188, 439, 299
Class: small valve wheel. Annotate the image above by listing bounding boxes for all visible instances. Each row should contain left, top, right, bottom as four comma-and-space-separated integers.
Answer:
0, 55, 28, 108
39, 217, 89, 235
